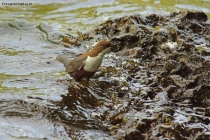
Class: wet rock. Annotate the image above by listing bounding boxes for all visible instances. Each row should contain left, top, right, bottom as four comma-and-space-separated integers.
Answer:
195, 85, 210, 99
193, 132, 210, 140
181, 88, 195, 99
140, 87, 156, 99
178, 42, 198, 53
205, 108, 210, 116
151, 30, 169, 44
156, 112, 174, 124
161, 41, 178, 52
193, 107, 205, 115
185, 11, 208, 22
169, 75, 188, 88
63, 11, 210, 140
145, 78, 153, 85
181, 85, 210, 100
203, 117, 210, 125
200, 49, 210, 56
164, 59, 178, 72
110, 113, 124, 125
157, 71, 168, 79
149, 82, 158, 87
159, 125, 186, 140
110, 33, 139, 51
165, 85, 178, 98
125, 128, 143, 140
173, 62, 193, 77
122, 60, 141, 73
116, 47, 143, 58
185, 125, 204, 136
113, 129, 126, 139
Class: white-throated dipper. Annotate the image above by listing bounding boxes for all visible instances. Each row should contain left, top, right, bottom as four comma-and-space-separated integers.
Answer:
56, 40, 116, 82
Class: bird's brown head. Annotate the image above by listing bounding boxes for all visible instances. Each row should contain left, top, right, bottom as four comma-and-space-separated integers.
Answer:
88, 40, 112, 57
90, 40, 120, 56
94, 40, 113, 50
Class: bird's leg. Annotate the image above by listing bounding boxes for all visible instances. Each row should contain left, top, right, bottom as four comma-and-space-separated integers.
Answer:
79, 77, 90, 87
89, 79, 98, 87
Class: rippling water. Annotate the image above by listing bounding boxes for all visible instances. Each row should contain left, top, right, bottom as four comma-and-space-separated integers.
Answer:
0, 0, 210, 139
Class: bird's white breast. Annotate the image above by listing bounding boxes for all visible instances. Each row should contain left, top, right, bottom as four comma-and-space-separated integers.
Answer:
83, 48, 110, 72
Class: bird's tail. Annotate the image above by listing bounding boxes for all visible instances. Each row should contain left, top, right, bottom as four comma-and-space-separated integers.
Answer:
56, 55, 71, 69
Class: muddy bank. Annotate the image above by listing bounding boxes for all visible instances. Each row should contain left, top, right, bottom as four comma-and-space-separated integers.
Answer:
61, 11, 210, 139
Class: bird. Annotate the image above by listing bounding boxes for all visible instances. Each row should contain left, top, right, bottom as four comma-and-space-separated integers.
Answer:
56, 40, 117, 82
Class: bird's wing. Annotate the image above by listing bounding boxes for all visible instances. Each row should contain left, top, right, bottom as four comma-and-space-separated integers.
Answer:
56, 55, 86, 73
67, 56, 87, 72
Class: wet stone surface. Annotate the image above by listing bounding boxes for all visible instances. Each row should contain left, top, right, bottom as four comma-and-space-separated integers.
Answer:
63, 11, 210, 139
